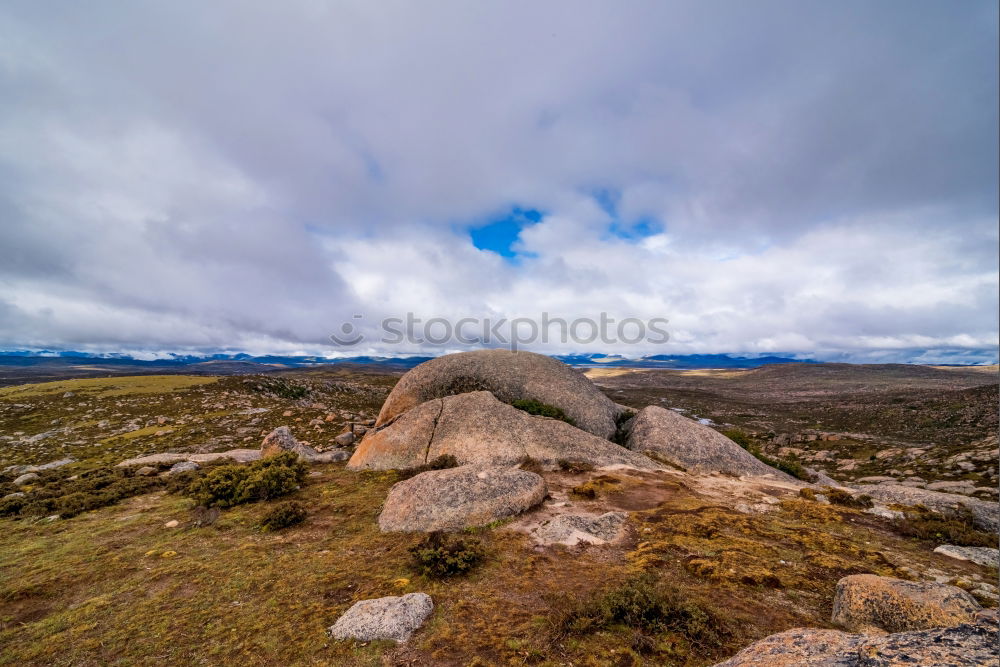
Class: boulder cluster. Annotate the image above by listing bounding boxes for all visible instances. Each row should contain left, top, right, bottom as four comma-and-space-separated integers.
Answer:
328, 350, 794, 643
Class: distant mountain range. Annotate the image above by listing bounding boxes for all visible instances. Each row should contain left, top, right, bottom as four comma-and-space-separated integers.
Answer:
0, 350, 818, 370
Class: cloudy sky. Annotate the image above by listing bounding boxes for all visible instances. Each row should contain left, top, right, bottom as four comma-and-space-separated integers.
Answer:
0, 1, 997, 362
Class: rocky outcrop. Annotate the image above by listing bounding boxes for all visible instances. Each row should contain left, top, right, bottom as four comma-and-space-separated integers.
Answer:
713, 609, 998, 666
374, 350, 621, 439
933, 545, 999, 568
260, 426, 319, 461
625, 405, 791, 478
831, 574, 981, 633
116, 449, 262, 468
328, 592, 433, 642
378, 465, 547, 532
349, 391, 659, 471
530, 511, 629, 546
856, 483, 999, 533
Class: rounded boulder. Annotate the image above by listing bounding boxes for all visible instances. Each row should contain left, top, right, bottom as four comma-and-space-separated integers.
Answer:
375, 350, 621, 439
378, 465, 547, 532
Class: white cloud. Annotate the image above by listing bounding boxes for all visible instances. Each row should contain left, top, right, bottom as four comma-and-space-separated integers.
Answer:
0, 1, 996, 361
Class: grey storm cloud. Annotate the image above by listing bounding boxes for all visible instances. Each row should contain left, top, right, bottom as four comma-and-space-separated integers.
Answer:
0, 0, 996, 361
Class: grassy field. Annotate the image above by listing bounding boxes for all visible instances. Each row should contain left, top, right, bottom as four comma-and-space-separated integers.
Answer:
0, 369, 997, 665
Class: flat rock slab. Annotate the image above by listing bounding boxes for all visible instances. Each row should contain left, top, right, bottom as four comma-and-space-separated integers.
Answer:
4, 458, 75, 476
626, 405, 790, 479
933, 545, 999, 568
530, 511, 629, 546
832, 574, 980, 633
712, 609, 998, 667
116, 449, 262, 468
856, 484, 999, 533
375, 349, 621, 439
329, 592, 433, 643
350, 391, 659, 471
379, 465, 547, 532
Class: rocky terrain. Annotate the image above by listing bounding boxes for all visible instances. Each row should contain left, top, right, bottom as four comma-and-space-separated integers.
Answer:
0, 355, 997, 666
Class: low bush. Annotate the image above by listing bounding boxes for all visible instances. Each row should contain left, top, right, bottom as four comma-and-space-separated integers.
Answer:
185, 452, 306, 508
259, 500, 307, 531
0, 467, 164, 519
409, 531, 486, 578
243, 376, 310, 400
552, 574, 737, 653
825, 488, 874, 509
724, 430, 815, 482
510, 399, 574, 425
895, 506, 995, 547
570, 475, 622, 499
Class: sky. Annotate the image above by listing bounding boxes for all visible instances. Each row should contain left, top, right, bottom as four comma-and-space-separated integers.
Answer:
0, 1, 997, 363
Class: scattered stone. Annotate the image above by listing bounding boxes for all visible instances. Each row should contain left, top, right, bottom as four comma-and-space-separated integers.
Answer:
312, 449, 350, 463
933, 545, 999, 568
350, 391, 659, 471
164, 520, 179, 528
135, 466, 157, 477
857, 484, 999, 533
530, 511, 629, 546
116, 449, 261, 468
374, 349, 622, 439
625, 405, 791, 479
168, 461, 200, 475
864, 504, 904, 520
260, 426, 319, 462
334, 431, 355, 447
713, 609, 998, 667
378, 465, 547, 532
4, 457, 75, 476
13, 473, 39, 486
3, 492, 25, 500
831, 574, 981, 633
329, 592, 433, 643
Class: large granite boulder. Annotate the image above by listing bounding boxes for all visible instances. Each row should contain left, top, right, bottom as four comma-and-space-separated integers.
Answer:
625, 405, 791, 478
857, 484, 999, 533
374, 350, 621, 439
831, 574, 981, 633
328, 592, 433, 642
378, 465, 547, 532
349, 391, 659, 471
712, 609, 998, 666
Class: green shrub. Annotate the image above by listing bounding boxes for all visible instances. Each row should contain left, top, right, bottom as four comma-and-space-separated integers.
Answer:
244, 376, 310, 400
259, 501, 307, 531
553, 574, 736, 651
825, 488, 874, 509
409, 532, 486, 578
511, 399, 574, 425
185, 452, 305, 508
724, 430, 815, 482
895, 506, 995, 547
1, 467, 164, 519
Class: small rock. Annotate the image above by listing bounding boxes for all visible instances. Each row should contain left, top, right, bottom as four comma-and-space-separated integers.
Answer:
531, 512, 628, 546
13, 473, 39, 486
168, 461, 200, 475
164, 520, 180, 528
329, 592, 433, 643
135, 466, 157, 477
3, 492, 25, 500
261, 426, 319, 462
312, 449, 351, 463
334, 431, 356, 447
